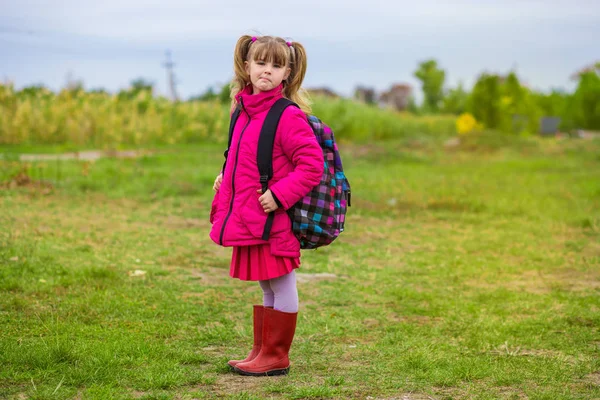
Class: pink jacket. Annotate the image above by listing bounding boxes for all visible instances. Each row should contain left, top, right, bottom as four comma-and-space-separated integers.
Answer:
209, 84, 324, 257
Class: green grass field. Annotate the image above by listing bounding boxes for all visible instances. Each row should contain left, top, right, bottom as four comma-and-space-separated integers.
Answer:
1, 135, 599, 399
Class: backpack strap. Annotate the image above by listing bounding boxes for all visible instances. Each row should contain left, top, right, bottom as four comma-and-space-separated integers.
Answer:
222, 106, 242, 175
257, 98, 298, 241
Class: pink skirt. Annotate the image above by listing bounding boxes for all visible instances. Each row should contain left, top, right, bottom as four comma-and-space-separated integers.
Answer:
230, 244, 300, 281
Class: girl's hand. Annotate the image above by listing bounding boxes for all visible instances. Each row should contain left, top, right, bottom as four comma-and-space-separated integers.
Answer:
257, 189, 278, 213
213, 173, 223, 191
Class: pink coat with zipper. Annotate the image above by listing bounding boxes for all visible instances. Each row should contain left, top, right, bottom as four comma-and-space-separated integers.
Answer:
209, 84, 324, 258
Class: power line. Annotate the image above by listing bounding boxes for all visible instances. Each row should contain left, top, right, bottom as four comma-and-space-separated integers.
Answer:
162, 50, 180, 102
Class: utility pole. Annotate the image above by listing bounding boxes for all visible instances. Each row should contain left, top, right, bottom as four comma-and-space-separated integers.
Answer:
163, 50, 180, 102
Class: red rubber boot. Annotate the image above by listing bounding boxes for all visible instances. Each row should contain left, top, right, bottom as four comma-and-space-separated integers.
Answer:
234, 307, 297, 376
227, 305, 265, 370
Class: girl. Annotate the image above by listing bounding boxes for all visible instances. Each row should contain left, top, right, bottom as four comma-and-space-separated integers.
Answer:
209, 35, 323, 376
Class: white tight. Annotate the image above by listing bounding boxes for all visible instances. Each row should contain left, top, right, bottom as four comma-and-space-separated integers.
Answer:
258, 270, 298, 313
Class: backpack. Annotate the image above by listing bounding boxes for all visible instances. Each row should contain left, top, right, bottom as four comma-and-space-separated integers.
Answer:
225, 98, 351, 249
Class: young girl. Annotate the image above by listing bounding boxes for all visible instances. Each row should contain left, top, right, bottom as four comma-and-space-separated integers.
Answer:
209, 35, 323, 376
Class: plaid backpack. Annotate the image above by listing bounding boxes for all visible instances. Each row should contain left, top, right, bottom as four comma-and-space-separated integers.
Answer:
226, 98, 351, 249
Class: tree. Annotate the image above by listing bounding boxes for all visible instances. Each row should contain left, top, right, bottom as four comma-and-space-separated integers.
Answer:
219, 83, 231, 105
18, 84, 49, 97
89, 88, 109, 95
533, 90, 568, 116
413, 59, 446, 112
467, 71, 543, 134
532, 89, 572, 131
407, 96, 419, 114
129, 78, 154, 95
570, 69, 600, 130
468, 73, 502, 129
189, 87, 218, 102
501, 72, 527, 132
441, 82, 468, 115
501, 72, 543, 134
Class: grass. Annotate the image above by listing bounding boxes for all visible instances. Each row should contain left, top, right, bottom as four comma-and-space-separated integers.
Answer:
1, 135, 599, 399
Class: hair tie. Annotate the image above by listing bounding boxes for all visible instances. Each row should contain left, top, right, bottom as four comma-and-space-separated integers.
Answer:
286, 41, 292, 47
251, 37, 257, 42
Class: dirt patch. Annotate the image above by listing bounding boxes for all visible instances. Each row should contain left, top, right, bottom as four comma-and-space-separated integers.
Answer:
584, 371, 600, 386
355, 312, 442, 327
182, 288, 221, 301
393, 314, 444, 326
581, 241, 600, 259
206, 245, 231, 259
161, 215, 209, 230
16, 149, 151, 162
366, 394, 438, 400
213, 373, 279, 396
1, 169, 53, 193
488, 342, 577, 364
343, 143, 391, 159
466, 270, 551, 295
495, 387, 530, 399
296, 273, 338, 283
351, 197, 418, 214
198, 345, 227, 356
5, 193, 161, 238
466, 268, 600, 295
554, 271, 600, 292
341, 214, 443, 257
186, 267, 231, 286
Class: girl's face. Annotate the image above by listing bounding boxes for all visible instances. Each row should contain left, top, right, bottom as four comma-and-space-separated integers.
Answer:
244, 58, 291, 95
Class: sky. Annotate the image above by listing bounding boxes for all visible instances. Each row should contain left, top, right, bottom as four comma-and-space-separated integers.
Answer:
1, 0, 599, 100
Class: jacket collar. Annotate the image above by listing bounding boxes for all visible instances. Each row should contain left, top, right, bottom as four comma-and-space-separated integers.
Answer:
236, 83, 284, 116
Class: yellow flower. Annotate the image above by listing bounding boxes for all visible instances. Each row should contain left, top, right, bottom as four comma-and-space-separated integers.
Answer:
456, 113, 480, 135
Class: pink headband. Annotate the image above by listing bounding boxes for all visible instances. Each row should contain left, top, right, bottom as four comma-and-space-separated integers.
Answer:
250, 36, 292, 47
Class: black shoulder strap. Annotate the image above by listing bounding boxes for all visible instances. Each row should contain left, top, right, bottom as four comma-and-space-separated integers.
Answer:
222, 106, 241, 175
257, 98, 298, 240
257, 98, 297, 192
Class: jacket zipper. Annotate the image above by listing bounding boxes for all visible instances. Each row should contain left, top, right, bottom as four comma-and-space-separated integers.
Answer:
220, 98, 250, 245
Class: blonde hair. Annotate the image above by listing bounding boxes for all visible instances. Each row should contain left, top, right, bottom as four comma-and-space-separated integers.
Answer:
230, 35, 311, 114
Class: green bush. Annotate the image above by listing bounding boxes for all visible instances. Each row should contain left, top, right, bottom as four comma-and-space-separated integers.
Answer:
311, 96, 456, 142
0, 83, 457, 147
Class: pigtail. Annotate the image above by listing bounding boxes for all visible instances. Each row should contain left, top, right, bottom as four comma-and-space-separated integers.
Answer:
229, 35, 312, 114
229, 35, 254, 111
284, 41, 312, 114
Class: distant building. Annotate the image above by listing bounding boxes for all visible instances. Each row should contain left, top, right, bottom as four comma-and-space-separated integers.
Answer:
306, 87, 339, 98
354, 86, 376, 104
379, 83, 413, 111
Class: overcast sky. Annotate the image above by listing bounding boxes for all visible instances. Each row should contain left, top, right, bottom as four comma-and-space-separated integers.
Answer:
1, 0, 598, 99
